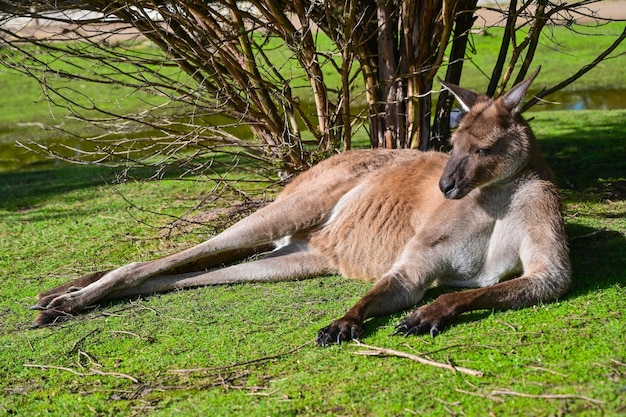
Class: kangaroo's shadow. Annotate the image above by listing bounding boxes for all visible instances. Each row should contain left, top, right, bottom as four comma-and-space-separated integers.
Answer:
566, 223, 626, 293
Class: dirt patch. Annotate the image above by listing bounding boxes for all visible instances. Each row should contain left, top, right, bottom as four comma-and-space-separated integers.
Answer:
475, 1, 626, 27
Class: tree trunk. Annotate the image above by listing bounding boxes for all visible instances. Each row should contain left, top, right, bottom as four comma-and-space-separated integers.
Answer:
432, 0, 478, 150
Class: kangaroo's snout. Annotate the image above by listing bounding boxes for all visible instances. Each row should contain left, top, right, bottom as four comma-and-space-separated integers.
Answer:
439, 176, 457, 199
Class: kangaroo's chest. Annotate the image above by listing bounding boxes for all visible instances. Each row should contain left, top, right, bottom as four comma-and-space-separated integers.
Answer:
437, 214, 523, 288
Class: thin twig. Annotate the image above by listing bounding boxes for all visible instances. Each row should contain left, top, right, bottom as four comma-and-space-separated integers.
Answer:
528, 365, 569, 377
415, 343, 466, 357
23, 363, 85, 377
69, 329, 100, 354
89, 368, 139, 383
496, 320, 518, 332
110, 330, 155, 343
490, 389, 605, 404
522, 26, 626, 112
109, 330, 144, 338
610, 358, 626, 367
78, 350, 100, 370
23, 363, 140, 383
455, 388, 505, 403
26, 336, 35, 353
168, 341, 313, 374
352, 342, 484, 377
568, 227, 608, 243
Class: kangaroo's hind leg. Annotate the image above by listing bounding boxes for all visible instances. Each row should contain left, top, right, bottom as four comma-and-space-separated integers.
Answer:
106, 244, 335, 298
30, 182, 354, 327
31, 244, 272, 312
32, 244, 334, 327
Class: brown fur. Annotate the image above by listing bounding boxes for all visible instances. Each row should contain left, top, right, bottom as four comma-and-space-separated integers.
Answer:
31, 71, 571, 347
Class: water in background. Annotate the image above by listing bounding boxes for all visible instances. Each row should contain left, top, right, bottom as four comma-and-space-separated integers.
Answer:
1, 88, 625, 172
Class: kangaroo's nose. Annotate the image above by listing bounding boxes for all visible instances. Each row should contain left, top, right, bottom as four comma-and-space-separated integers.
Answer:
439, 177, 456, 198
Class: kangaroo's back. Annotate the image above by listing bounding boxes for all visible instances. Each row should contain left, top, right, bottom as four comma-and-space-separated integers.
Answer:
307, 151, 451, 279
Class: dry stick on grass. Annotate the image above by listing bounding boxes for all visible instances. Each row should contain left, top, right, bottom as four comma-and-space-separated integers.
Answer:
352, 342, 484, 377
69, 329, 100, 354
610, 358, 626, 367
490, 389, 606, 404
110, 330, 156, 344
455, 388, 505, 403
23, 363, 139, 383
528, 365, 569, 377
88, 368, 140, 383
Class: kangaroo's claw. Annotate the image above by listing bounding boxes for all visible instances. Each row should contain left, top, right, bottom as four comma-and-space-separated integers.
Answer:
31, 309, 74, 328
316, 317, 362, 347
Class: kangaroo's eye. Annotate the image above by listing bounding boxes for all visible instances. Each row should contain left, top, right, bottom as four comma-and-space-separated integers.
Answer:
476, 148, 490, 156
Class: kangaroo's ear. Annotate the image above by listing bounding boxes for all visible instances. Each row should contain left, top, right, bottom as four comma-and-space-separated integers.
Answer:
501, 67, 541, 113
439, 78, 481, 113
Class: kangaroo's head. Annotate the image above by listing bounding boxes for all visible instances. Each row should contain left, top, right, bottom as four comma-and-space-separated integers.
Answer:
439, 70, 540, 200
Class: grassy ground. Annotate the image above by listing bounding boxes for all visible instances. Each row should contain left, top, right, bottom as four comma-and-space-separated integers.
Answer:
0, 19, 625, 417
458, 22, 626, 92
1, 108, 625, 416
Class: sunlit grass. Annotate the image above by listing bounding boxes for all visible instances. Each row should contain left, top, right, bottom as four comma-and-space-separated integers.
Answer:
0, 16, 624, 416
0, 109, 624, 416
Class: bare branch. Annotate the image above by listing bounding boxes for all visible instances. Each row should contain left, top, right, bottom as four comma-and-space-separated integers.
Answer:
490, 388, 605, 404
0, 0, 623, 173
353, 341, 484, 376
522, 26, 626, 112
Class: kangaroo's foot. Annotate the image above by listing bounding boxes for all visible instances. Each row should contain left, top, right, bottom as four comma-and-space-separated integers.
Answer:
30, 289, 91, 327
316, 316, 363, 347
394, 297, 456, 338
34, 270, 110, 302
30, 270, 110, 327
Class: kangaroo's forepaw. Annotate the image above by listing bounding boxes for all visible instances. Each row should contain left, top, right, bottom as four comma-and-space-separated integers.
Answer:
316, 317, 362, 347
394, 303, 451, 338
394, 318, 441, 338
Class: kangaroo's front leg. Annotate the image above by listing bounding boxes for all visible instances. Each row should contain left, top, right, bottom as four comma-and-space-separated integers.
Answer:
397, 238, 571, 337
316, 241, 441, 346
316, 274, 427, 346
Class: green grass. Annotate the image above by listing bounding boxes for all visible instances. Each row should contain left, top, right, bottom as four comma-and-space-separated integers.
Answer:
0, 17, 625, 417
1, 109, 625, 416
459, 22, 626, 92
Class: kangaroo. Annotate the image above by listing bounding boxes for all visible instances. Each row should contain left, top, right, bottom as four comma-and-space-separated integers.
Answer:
31, 70, 571, 346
